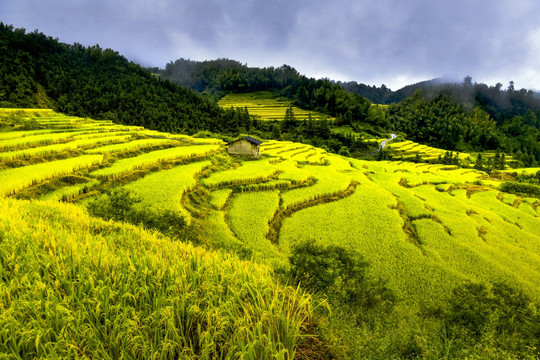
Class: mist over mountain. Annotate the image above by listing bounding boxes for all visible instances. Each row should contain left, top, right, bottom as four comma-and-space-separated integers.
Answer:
155, 58, 540, 110
2, 23, 539, 166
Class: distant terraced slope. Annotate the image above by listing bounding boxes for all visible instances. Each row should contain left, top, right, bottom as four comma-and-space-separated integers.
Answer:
218, 91, 331, 121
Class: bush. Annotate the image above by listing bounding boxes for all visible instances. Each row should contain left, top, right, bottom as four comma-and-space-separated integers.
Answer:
289, 240, 395, 312
500, 181, 540, 197
442, 282, 539, 356
87, 188, 187, 238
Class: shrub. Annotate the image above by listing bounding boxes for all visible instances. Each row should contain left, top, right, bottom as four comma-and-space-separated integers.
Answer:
289, 240, 395, 312
87, 188, 187, 238
442, 282, 539, 356
500, 181, 540, 197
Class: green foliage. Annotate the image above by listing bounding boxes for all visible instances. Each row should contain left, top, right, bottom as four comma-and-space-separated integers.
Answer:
433, 282, 540, 356
0, 24, 253, 136
158, 59, 299, 94
338, 146, 350, 157
389, 91, 498, 151
388, 89, 540, 165
446, 282, 493, 337
159, 59, 374, 127
500, 181, 540, 197
289, 240, 395, 312
87, 188, 187, 238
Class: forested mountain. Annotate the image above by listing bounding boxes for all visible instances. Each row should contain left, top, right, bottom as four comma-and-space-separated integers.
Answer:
385, 81, 540, 165
0, 24, 246, 134
155, 58, 300, 95
2, 24, 539, 165
156, 58, 374, 127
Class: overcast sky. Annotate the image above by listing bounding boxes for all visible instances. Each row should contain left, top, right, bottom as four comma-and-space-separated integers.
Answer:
2, 0, 539, 90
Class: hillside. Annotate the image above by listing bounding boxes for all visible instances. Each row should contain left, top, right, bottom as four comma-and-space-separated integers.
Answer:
0, 24, 247, 136
3, 24, 538, 167
1, 109, 539, 358
156, 58, 375, 128
158, 58, 540, 166
0, 194, 317, 359
218, 91, 331, 121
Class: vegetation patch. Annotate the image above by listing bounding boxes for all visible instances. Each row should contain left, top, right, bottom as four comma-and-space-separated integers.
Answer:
90, 145, 219, 179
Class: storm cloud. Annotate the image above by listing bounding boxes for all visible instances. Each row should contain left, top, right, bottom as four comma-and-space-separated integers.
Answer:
2, 0, 539, 90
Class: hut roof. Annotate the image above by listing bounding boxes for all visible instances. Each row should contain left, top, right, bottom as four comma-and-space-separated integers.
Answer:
228, 136, 262, 146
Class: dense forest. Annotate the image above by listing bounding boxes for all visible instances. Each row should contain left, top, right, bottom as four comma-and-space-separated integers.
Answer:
386, 85, 540, 165
0, 24, 247, 135
157, 58, 376, 130
0, 28, 380, 155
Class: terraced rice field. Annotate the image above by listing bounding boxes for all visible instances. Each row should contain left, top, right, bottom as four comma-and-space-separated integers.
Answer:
0, 109, 222, 196
2, 108, 539, 308
214, 152, 538, 303
388, 140, 516, 167
260, 141, 329, 164
218, 91, 332, 121
90, 144, 219, 179
125, 160, 212, 223
0, 155, 104, 196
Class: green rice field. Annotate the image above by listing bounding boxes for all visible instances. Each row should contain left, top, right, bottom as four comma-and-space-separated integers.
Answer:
218, 91, 332, 121
388, 139, 518, 167
1, 108, 540, 358
2, 108, 539, 304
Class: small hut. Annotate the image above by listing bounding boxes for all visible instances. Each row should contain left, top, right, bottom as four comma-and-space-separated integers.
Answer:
227, 136, 262, 158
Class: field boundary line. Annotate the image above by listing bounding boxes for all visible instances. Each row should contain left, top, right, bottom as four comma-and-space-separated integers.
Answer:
266, 181, 359, 244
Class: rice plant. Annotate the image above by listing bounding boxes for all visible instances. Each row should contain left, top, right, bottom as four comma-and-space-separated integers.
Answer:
0, 196, 317, 359
90, 145, 220, 179
124, 160, 212, 223
84, 137, 174, 154
202, 159, 280, 188
0, 155, 104, 197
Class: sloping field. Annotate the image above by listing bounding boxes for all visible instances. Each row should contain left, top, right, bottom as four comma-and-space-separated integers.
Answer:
388, 140, 517, 167
218, 91, 331, 121
0, 196, 315, 359
2, 108, 540, 336
0, 108, 319, 358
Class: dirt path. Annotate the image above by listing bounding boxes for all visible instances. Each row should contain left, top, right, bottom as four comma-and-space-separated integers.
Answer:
362, 133, 397, 157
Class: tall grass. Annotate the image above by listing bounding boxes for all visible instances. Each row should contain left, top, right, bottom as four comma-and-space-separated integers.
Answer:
0, 155, 104, 197
0, 197, 316, 359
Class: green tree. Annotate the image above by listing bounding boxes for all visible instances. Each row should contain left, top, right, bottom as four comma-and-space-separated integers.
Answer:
474, 153, 484, 171
282, 106, 296, 132
289, 240, 395, 310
